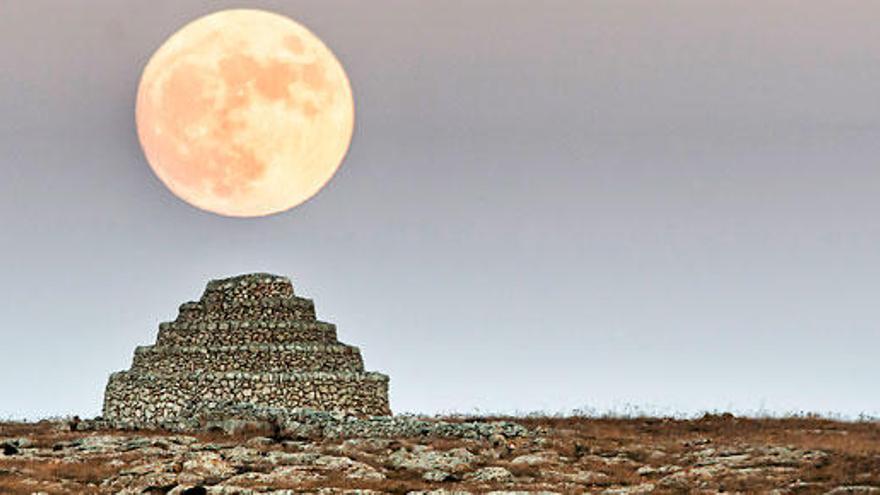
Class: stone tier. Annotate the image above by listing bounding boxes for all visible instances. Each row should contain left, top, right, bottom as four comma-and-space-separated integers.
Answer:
156, 320, 338, 347
131, 343, 365, 374
201, 273, 294, 305
177, 297, 316, 322
103, 370, 390, 422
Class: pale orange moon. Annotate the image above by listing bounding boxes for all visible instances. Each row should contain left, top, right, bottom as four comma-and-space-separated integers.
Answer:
136, 9, 354, 217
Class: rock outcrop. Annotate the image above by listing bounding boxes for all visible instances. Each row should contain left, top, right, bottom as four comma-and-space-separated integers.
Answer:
2, 415, 869, 494
103, 273, 390, 426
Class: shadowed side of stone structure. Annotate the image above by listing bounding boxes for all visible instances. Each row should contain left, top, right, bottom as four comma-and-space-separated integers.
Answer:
103, 273, 390, 425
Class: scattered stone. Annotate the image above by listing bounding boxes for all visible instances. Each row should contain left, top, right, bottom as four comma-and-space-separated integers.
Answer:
465, 466, 515, 483
388, 446, 477, 472
179, 452, 237, 485
566, 470, 610, 485
637, 464, 681, 476
313, 455, 385, 480
245, 436, 275, 447
510, 451, 557, 466
423, 470, 455, 482
601, 483, 656, 494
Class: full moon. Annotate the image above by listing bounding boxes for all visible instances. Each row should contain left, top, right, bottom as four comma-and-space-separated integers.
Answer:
136, 9, 354, 217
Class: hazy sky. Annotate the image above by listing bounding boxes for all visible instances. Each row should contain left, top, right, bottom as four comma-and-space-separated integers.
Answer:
2, 1, 879, 420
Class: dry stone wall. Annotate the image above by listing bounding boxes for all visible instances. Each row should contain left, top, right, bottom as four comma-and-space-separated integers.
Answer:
103, 273, 390, 426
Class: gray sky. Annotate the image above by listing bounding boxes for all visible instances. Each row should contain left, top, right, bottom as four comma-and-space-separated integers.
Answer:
2, 0, 879, 420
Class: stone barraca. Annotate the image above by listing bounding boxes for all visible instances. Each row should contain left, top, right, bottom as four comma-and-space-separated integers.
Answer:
102, 273, 391, 426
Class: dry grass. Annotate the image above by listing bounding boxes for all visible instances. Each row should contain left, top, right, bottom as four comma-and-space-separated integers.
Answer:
0, 477, 66, 495
490, 413, 880, 455
0, 456, 118, 495
0, 458, 122, 482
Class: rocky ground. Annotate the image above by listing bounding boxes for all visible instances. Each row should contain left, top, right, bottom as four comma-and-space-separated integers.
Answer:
1, 414, 878, 494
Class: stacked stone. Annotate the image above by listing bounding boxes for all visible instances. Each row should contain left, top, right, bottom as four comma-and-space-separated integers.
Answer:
103, 273, 390, 426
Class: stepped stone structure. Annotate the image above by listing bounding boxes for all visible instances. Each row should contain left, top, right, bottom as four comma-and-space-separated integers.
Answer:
103, 273, 390, 425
